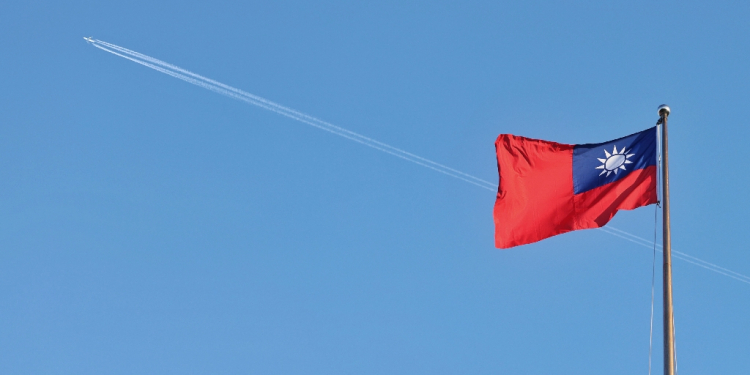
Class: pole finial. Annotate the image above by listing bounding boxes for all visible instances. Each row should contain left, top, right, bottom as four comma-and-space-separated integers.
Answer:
658, 104, 671, 117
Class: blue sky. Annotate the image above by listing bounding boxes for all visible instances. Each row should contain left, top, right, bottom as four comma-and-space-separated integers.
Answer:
1, 1, 749, 373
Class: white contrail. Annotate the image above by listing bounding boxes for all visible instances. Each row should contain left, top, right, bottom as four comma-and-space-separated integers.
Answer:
599, 227, 750, 285
91, 43, 496, 190
88, 39, 748, 286
92, 39, 497, 191
604, 226, 750, 282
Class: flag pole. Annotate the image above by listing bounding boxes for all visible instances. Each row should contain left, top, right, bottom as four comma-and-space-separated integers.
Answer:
658, 104, 675, 375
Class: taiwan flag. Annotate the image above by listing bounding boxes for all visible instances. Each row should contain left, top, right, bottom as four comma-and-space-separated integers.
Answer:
494, 127, 657, 248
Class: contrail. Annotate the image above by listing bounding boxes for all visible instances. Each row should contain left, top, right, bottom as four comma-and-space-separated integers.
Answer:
90, 40, 497, 191
87, 38, 748, 286
600, 226, 750, 283
598, 227, 750, 285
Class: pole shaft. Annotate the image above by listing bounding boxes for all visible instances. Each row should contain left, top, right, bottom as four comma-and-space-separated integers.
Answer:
661, 113, 675, 375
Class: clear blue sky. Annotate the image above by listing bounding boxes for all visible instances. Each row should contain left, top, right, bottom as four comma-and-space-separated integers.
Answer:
1, 1, 749, 373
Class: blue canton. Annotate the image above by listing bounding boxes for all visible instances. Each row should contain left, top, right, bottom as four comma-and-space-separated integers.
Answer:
573, 127, 657, 195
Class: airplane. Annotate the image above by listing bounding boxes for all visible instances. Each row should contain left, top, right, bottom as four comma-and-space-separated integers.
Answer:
83, 36, 94, 43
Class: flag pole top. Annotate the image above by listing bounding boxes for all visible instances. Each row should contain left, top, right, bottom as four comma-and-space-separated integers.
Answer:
658, 104, 671, 117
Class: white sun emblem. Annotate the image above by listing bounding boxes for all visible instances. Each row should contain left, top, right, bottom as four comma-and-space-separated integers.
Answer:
595, 145, 635, 177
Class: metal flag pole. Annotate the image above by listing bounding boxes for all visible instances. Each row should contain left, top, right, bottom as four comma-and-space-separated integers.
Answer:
658, 104, 675, 375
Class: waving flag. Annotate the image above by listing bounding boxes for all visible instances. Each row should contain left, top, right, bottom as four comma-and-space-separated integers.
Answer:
494, 127, 657, 248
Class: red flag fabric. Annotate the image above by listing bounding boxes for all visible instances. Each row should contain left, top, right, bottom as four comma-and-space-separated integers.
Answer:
494, 128, 658, 248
